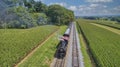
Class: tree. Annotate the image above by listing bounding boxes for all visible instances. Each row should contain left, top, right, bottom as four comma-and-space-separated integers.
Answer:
24, 0, 36, 12
24, 0, 48, 13
47, 5, 74, 25
34, 1, 48, 13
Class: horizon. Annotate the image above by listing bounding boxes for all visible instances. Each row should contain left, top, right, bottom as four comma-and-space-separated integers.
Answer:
75, 14, 120, 17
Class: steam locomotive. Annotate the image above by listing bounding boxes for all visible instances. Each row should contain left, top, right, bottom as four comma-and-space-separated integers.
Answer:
57, 28, 71, 58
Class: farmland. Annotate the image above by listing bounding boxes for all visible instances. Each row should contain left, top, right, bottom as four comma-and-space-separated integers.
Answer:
18, 26, 67, 67
0, 25, 58, 67
79, 19, 120, 29
94, 20, 120, 29
77, 19, 120, 67
91, 23, 120, 35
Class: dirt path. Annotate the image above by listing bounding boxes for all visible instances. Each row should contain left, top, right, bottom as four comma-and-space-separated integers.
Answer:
14, 29, 59, 67
91, 23, 120, 35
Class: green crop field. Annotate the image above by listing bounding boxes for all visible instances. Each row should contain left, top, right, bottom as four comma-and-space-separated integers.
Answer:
83, 19, 120, 29
0, 25, 58, 67
18, 26, 67, 67
94, 20, 120, 29
79, 19, 120, 29
77, 19, 120, 67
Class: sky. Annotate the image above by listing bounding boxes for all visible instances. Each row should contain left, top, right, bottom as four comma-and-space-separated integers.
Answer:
35, 0, 120, 16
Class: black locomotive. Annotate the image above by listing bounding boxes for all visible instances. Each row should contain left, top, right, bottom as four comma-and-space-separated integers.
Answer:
57, 28, 70, 58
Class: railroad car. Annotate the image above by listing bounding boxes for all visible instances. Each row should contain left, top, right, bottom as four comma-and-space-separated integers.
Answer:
57, 28, 71, 58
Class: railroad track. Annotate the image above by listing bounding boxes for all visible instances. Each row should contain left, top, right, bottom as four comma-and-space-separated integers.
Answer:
54, 58, 65, 67
51, 23, 83, 67
72, 23, 80, 67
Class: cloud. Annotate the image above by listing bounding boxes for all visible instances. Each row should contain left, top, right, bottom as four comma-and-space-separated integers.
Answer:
49, 2, 67, 7
76, 4, 107, 11
86, 0, 113, 3
112, 6, 120, 13
34, 0, 43, 2
68, 4, 120, 16
91, 4, 105, 8
114, 6, 120, 11
78, 5, 110, 16
68, 6, 77, 11
90, 4, 107, 8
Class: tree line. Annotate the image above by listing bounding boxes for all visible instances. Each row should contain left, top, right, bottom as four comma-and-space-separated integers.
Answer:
80, 16, 120, 23
0, 0, 74, 29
